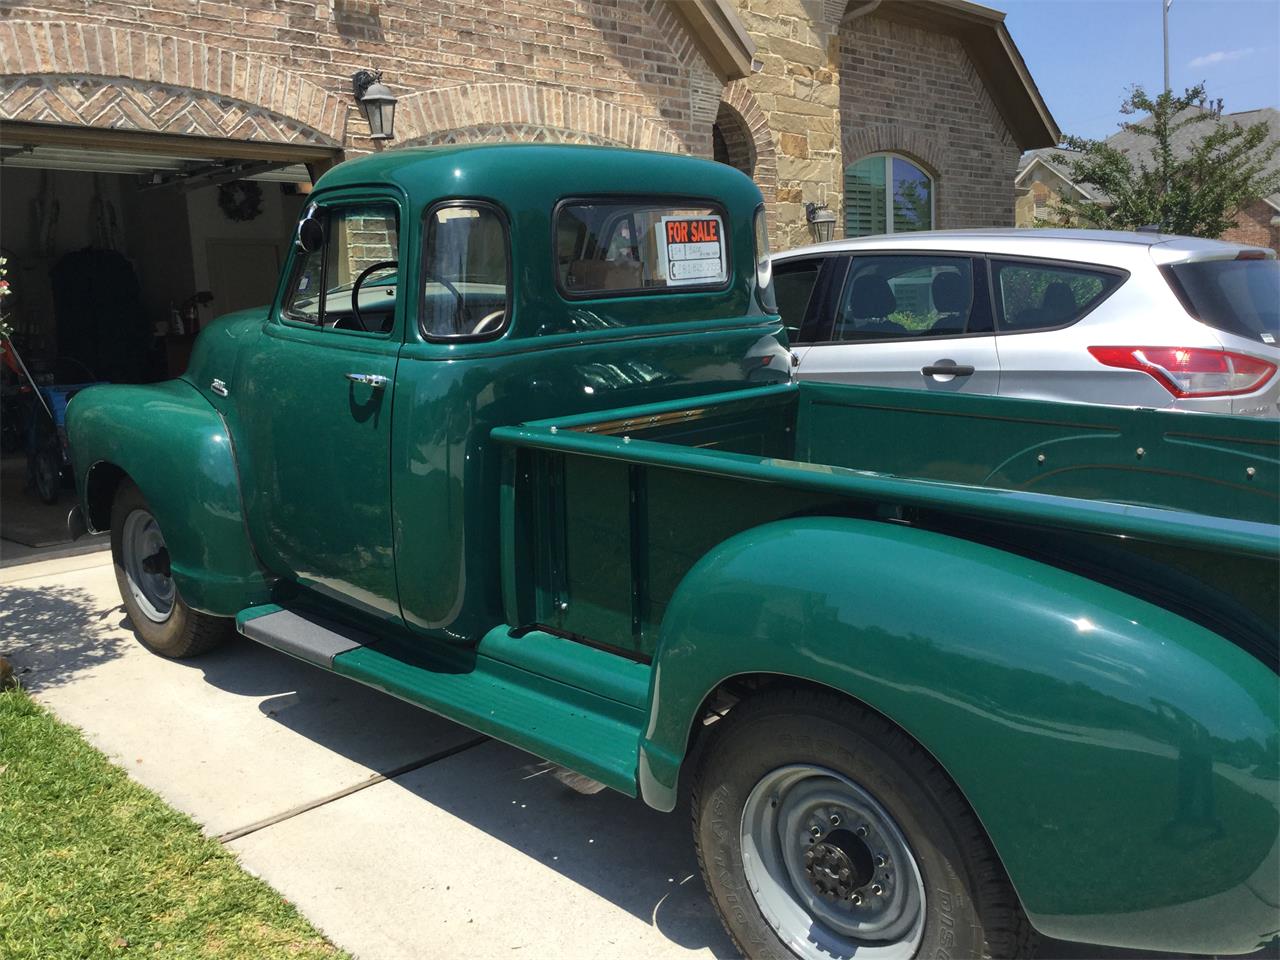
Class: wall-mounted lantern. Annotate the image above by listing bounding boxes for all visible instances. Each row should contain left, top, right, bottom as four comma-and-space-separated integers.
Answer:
805, 201, 836, 244
351, 69, 397, 141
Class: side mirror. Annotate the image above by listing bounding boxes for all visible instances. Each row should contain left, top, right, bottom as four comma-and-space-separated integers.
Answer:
296, 216, 324, 253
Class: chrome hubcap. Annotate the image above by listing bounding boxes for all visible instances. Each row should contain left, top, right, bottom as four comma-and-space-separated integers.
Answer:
741, 765, 925, 960
121, 508, 175, 623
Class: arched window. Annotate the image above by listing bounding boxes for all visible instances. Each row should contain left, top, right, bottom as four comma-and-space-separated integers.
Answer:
844, 154, 934, 237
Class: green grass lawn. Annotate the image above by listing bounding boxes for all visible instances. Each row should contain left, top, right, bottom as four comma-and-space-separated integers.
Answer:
0, 687, 348, 960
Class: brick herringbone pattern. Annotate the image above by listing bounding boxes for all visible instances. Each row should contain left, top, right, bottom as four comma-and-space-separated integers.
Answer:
396, 81, 688, 155
0, 21, 346, 144
0, 74, 338, 145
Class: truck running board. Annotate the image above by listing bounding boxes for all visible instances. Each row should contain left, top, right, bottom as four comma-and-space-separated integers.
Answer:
235, 605, 651, 797
236, 606, 372, 669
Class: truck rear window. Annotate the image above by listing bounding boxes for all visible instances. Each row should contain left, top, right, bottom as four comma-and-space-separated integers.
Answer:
555, 200, 729, 297
1165, 258, 1280, 346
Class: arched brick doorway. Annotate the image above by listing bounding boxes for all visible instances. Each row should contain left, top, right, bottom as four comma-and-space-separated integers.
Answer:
713, 101, 756, 177
713, 81, 777, 239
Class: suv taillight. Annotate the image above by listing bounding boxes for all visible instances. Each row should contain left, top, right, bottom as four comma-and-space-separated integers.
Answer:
1088, 346, 1277, 398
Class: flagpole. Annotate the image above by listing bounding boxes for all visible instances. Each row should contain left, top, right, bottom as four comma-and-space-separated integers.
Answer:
1163, 0, 1171, 93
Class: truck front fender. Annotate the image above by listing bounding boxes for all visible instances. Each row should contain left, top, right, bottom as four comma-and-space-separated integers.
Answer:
641, 517, 1278, 955
67, 380, 271, 616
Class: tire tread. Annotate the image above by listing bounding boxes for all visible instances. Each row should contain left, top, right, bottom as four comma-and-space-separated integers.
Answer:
691, 686, 1038, 959
109, 479, 233, 660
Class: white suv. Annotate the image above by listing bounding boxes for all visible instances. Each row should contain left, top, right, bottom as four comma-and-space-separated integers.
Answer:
772, 229, 1279, 417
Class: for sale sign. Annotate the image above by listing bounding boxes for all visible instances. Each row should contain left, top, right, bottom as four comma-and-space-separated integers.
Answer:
657, 215, 727, 286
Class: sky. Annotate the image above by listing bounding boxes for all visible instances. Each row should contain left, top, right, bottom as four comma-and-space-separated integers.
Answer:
997, 0, 1280, 143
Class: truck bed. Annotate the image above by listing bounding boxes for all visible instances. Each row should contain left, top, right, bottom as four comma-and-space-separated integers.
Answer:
493, 382, 1279, 665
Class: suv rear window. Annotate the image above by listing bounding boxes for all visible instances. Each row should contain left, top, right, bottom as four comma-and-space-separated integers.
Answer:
1165, 258, 1279, 346
555, 200, 728, 297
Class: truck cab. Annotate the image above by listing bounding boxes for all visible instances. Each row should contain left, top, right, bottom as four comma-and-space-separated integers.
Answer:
185, 145, 783, 636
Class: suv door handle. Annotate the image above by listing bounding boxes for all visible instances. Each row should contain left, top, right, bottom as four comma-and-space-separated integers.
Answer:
345, 373, 388, 388
921, 362, 975, 377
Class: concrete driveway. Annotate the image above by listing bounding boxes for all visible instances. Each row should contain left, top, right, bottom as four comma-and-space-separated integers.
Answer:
0, 551, 1231, 960
1, 551, 733, 960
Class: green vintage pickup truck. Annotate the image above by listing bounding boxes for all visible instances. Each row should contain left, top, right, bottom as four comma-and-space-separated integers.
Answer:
68, 145, 1277, 960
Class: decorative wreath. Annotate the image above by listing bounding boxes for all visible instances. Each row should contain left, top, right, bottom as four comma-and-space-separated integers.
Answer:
217, 180, 264, 222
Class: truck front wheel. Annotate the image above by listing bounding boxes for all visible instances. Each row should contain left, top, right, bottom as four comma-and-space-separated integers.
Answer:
692, 688, 1034, 960
110, 480, 232, 659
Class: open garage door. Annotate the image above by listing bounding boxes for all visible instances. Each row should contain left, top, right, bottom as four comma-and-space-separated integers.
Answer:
0, 123, 341, 563
0, 121, 340, 184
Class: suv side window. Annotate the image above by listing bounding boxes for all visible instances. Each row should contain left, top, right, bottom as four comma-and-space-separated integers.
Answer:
283, 202, 400, 335
773, 258, 822, 339
991, 259, 1124, 333
830, 255, 977, 342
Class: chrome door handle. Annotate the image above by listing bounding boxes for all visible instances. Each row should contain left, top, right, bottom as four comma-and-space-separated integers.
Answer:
345, 373, 388, 388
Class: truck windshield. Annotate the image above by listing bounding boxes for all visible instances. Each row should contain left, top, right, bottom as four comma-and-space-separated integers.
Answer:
1165, 258, 1280, 346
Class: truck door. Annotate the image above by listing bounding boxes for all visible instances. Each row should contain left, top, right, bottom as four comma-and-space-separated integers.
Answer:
236, 197, 403, 623
794, 253, 1000, 395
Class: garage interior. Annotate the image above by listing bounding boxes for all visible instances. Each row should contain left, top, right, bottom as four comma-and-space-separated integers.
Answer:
0, 122, 336, 564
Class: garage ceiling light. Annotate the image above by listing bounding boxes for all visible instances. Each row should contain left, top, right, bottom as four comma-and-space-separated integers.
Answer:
352, 69, 397, 141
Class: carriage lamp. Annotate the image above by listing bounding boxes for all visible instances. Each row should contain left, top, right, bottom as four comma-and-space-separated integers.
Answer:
806, 201, 836, 244
352, 69, 398, 141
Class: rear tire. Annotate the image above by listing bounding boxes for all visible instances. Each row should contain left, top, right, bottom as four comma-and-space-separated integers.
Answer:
691, 687, 1035, 960
34, 446, 61, 504
110, 480, 232, 659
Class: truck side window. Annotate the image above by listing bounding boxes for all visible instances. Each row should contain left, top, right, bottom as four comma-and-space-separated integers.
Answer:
422, 203, 511, 340
832, 255, 975, 342
991, 260, 1124, 333
282, 202, 400, 335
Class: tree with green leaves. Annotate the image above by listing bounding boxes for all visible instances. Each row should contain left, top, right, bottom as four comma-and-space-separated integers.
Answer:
1053, 84, 1280, 238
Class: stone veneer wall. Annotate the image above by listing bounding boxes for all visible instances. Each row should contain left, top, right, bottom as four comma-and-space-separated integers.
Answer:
733, 0, 843, 250
730, 4, 1024, 249
0, 0, 722, 156
839, 13, 1021, 233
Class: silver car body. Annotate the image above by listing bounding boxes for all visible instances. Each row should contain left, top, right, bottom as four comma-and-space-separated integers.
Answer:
773, 229, 1280, 417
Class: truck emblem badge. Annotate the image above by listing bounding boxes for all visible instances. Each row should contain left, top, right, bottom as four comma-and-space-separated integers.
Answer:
210, 378, 229, 397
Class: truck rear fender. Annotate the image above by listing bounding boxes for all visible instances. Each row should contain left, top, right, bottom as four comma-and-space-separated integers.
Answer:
67, 381, 271, 616
641, 516, 1278, 951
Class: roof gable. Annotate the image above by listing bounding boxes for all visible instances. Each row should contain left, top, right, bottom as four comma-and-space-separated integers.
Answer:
868, 0, 1060, 149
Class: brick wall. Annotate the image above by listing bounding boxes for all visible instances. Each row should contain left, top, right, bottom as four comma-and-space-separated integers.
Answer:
1222, 197, 1280, 252
1014, 186, 1034, 228
0, 0, 720, 156
839, 14, 1021, 233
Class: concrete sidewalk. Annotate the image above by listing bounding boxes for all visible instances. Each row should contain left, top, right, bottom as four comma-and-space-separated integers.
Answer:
0, 551, 1218, 960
